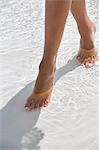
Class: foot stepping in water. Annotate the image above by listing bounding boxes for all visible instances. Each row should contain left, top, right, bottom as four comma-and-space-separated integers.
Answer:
24, 59, 56, 111
24, 87, 53, 111
76, 47, 98, 68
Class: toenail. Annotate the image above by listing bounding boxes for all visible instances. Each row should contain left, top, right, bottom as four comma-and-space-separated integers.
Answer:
24, 107, 31, 111
88, 63, 93, 67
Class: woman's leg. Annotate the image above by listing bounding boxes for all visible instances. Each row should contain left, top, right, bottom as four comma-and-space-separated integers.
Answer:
24, 0, 72, 111
71, 0, 97, 67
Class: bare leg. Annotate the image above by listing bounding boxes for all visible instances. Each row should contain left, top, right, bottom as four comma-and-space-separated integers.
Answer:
24, 0, 72, 111
71, 0, 97, 67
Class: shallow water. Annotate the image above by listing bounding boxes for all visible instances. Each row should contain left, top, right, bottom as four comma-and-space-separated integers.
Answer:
0, 0, 99, 150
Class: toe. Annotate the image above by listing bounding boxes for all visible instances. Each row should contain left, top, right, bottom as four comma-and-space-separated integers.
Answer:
76, 55, 80, 60
44, 100, 49, 107
85, 57, 96, 68
29, 99, 41, 110
24, 97, 32, 108
87, 57, 91, 63
34, 103, 41, 109
24, 97, 37, 111
84, 57, 91, 68
85, 61, 90, 68
25, 107, 31, 111
28, 101, 38, 111
77, 56, 84, 64
40, 100, 45, 108
40, 99, 44, 107
85, 62, 93, 68
83, 58, 88, 65
24, 96, 50, 111
91, 57, 95, 64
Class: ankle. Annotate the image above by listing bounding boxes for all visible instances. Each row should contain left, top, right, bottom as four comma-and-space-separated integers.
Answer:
77, 19, 96, 49
80, 37, 95, 50
39, 57, 56, 74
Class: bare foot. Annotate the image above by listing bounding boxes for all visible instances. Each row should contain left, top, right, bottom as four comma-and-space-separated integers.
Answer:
24, 58, 56, 111
77, 47, 97, 68
76, 19, 98, 68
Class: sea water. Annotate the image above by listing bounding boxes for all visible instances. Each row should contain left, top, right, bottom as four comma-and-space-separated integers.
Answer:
0, 0, 99, 150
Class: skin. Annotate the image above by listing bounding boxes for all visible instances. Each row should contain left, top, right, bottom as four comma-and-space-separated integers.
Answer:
71, 0, 96, 67
24, 0, 97, 111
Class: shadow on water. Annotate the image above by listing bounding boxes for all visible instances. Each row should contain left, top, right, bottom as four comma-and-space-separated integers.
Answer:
54, 55, 80, 83
0, 81, 43, 150
0, 55, 80, 150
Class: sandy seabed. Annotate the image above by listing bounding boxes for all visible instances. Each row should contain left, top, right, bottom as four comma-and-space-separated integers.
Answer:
0, 0, 99, 150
